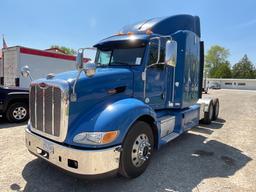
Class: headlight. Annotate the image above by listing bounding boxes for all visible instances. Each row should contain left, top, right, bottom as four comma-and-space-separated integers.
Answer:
73, 131, 119, 145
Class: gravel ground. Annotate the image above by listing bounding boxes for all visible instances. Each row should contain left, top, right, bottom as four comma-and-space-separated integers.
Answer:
0, 89, 256, 192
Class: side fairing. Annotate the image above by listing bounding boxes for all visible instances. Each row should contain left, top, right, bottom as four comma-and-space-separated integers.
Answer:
170, 31, 200, 109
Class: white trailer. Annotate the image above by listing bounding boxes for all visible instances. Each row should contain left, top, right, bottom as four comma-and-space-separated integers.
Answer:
1, 46, 87, 88
0, 58, 2, 84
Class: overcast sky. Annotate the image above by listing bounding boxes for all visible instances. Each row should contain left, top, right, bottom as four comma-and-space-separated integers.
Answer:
1, 0, 256, 65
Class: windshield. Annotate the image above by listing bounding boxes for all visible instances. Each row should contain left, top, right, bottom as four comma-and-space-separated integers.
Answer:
95, 47, 145, 67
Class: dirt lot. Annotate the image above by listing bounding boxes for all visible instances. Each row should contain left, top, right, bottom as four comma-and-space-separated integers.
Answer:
0, 89, 256, 192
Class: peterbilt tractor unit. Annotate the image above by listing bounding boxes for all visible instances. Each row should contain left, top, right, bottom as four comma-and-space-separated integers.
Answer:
22, 15, 219, 178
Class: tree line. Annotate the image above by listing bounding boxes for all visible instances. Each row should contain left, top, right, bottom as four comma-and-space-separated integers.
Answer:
50, 45, 77, 55
205, 45, 256, 79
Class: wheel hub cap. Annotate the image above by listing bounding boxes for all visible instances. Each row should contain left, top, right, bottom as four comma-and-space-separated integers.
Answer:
131, 134, 151, 167
13, 107, 27, 120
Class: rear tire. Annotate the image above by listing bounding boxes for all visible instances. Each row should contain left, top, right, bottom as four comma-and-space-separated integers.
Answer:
202, 101, 213, 124
204, 87, 208, 94
119, 121, 154, 178
212, 98, 219, 121
6, 102, 29, 123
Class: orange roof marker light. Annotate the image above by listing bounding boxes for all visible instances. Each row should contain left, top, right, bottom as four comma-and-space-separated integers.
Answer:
127, 31, 134, 35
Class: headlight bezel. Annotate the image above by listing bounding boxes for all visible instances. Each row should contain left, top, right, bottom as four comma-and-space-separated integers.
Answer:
73, 130, 119, 145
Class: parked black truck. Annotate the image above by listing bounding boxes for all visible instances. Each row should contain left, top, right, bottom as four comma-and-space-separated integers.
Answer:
0, 86, 29, 123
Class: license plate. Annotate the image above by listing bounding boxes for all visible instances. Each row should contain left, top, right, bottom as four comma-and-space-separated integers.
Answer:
43, 140, 54, 154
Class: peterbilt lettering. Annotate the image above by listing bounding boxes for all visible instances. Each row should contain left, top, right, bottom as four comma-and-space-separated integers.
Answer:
23, 14, 219, 178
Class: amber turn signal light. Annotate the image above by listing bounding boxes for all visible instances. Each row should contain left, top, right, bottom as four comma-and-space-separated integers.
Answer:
101, 131, 119, 144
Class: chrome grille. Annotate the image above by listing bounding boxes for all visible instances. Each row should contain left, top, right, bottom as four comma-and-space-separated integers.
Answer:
30, 82, 68, 141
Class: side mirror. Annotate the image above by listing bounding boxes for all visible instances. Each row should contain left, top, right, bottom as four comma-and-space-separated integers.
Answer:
84, 63, 96, 77
165, 40, 177, 67
75, 49, 96, 77
76, 51, 84, 71
20, 65, 32, 81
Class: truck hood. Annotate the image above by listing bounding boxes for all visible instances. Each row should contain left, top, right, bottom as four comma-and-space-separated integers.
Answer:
52, 67, 132, 83
61, 67, 134, 130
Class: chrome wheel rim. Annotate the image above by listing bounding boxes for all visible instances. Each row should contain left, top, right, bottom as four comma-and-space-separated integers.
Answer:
13, 107, 27, 120
131, 133, 151, 167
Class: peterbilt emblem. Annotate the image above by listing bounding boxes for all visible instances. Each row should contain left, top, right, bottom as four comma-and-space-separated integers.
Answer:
38, 82, 48, 89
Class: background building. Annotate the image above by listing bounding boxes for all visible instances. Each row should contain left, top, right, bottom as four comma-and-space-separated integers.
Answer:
207, 78, 256, 90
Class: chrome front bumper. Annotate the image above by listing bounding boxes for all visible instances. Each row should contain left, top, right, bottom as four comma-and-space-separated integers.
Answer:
25, 129, 121, 175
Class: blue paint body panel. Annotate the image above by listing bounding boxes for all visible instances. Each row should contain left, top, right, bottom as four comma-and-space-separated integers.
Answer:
170, 31, 201, 109
120, 14, 200, 37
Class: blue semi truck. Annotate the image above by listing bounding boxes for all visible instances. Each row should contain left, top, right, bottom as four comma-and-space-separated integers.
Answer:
22, 14, 219, 178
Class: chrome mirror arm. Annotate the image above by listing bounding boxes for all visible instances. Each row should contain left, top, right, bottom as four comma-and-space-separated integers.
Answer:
71, 47, 96, 102
20, 65, 33, 82
142, 35, 173, 100
70, 69, 84, 102
28, 74, 33, 82
142, 36, 162, 100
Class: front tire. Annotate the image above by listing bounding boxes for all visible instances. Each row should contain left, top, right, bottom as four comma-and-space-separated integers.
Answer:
119, 121, 154, 178
6, 102, 29, 123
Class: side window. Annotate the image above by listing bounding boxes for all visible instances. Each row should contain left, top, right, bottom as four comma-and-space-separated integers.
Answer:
96, 50, 111, 66
148, 39, 165, 65
148, 40, 158, 65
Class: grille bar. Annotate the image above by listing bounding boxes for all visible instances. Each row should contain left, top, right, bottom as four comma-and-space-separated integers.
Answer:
36, 87, 43, 131
53, 87, 61, 136
35, 85, 37, 129
45, 87, 53, 134
30, 86, 36, 128
43, 89, 45, 132
51, 86, 54, 136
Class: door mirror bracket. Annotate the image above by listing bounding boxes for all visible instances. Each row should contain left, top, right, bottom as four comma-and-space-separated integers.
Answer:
20, 65, 33, 81
71, 48, 96, 102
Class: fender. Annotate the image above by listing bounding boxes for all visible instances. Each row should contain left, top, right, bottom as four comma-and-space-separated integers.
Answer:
197, 97, 213, 112
66, 98, 157, 148
197, 97, 214, 120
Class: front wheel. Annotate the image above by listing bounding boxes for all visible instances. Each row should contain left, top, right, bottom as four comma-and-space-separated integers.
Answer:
119, 121, 154, 178
6, 102, 29, 123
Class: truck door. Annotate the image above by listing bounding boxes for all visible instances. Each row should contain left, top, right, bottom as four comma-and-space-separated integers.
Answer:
145, 39, 166, 109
